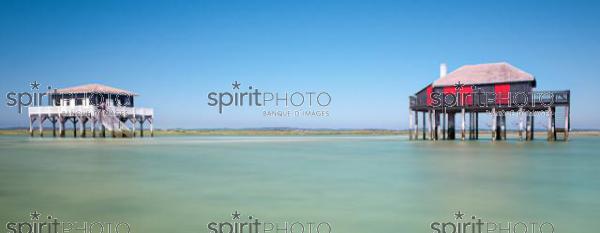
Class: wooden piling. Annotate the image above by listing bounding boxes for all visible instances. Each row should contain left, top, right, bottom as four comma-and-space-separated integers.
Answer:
59, 117, 66, 137
422, 112, 426, 140
51, 117, 57, 137
38, 115, 44, 137
461, 108, 466, 140
91, 117, 96, 138
448, 113, 455, 140
526, 113, 535, 141
492, 108, 497, 141
29, 116, 34, 137
475, 112, 479, 139
409, 110, 413, 140
518, 108, 524, 140
565, 106, 570, 141
442, 111, 446, 140
139, 117, 145, 138
72, 117, 78, 138
414, 111, 419, 140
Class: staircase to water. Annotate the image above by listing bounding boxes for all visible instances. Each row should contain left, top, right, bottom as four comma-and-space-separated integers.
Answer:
98, 108, 132, 137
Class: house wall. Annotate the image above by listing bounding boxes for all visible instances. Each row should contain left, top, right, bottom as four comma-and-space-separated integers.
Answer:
50, 93, 135, 107
413, 81, 535, 108
415, 85, 431, 107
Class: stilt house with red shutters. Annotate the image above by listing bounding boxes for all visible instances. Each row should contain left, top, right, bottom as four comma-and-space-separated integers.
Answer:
408, 62, 570, 141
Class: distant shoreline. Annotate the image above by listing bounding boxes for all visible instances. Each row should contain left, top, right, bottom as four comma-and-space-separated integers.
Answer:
153, 129, 402, 136
0, 128, 599, 136
0, 128, 401, 136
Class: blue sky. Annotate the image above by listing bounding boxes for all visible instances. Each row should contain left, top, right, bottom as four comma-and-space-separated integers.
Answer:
1, 0, 599, 129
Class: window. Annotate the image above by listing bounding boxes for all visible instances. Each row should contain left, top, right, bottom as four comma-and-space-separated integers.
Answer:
75, 98, 83, 106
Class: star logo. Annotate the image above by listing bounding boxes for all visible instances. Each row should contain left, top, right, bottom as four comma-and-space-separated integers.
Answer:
30, 211, 41, 220
30, 81, 40, 90
455, 211, 464, 220
454, 81, 464, 92
232, 210, 241, 220
232, 81, 241, 90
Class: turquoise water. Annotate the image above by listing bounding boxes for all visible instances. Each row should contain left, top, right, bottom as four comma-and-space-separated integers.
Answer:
0, 135, 599, 233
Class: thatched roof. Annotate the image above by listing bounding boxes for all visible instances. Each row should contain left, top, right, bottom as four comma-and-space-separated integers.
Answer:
433, 62, 535, 87
53, 83, 137, 95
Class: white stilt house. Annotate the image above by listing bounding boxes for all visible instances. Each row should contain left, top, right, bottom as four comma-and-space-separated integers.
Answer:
28, 83, 154, 138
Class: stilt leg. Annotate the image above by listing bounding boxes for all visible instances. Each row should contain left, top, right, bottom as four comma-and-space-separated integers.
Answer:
427, 110, 432, 140
91, 118, 96, 138
51, 118, 57, 137
468, 113, 471, 140
150, 118, 154, 137
519, 108, 524, 141
552, 107, 556, 141
59, 116, 65, 137
442, 110, 448, 140
531, 114, 535, 140
131, 118, 136, 138
414, 111, 419, 140
501, 114, 506, 140
38, 115, 44, 137
432, 110, 437, 140
409, 110, 413, 140
139, 118, 144, 138
565, 106, 570, 141
469, 113, 473, 140
72, 118, 78, 138
448, 113, 455, 140
80, 117, 87, 138
111, 119, 116, 138
120, 119, 127, 137
422, 112, 426, 140
29, 116, 34, 137
527, 113, 535, 140
475, 112, 479, 139
461, 108, 465, 140
442, 111, 446, 140
492, 108, 497, 141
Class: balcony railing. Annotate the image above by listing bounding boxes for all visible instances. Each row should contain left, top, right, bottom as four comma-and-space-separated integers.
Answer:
28, 106, 154, 117
409, 90, 570, 109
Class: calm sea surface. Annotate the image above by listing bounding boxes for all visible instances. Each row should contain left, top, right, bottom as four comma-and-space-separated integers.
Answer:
0, 135, 599, 232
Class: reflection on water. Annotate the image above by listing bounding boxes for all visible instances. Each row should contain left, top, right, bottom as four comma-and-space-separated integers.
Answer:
0, 136, 599, 232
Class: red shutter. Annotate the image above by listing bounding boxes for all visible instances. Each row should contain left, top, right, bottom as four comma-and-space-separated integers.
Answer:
460, 85, 473, 106
495, 84, 511, 105
441, 86, 472, 106
443, 86, 455, 94
426, 85, 433, 106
